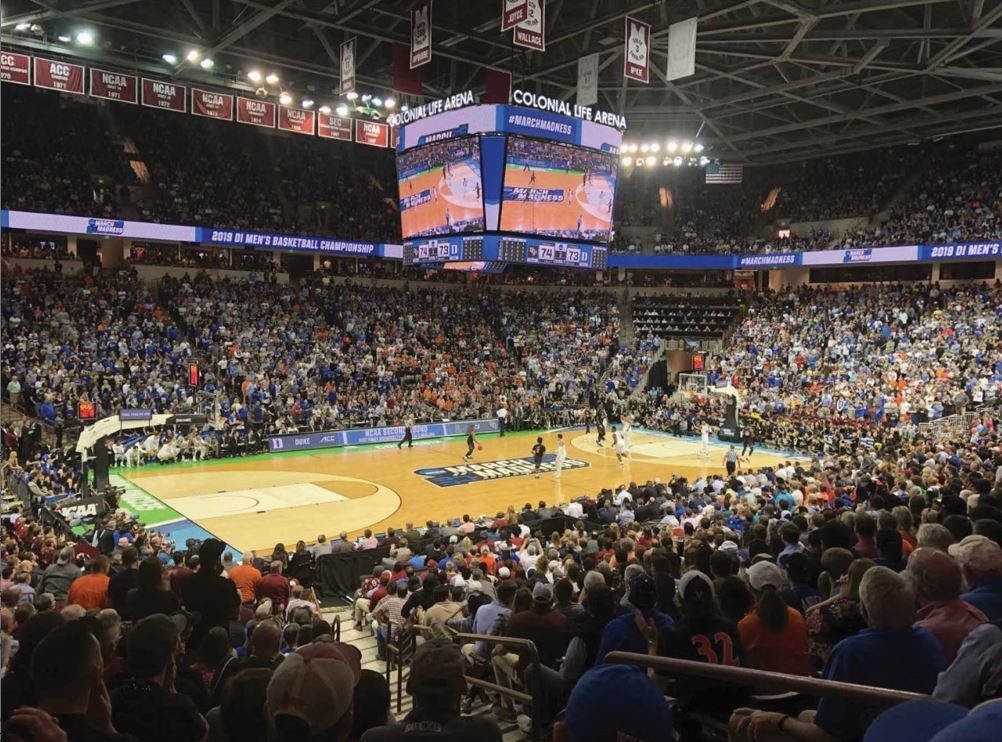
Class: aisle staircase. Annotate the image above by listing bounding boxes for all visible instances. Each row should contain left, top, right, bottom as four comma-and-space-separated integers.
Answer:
320, 605, 529, 740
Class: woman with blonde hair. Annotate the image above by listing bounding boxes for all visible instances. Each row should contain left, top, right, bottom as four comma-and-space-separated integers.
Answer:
805, 558, 875, 669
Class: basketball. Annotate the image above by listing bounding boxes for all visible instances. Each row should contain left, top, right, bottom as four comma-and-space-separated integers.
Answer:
477, 444, 483, 451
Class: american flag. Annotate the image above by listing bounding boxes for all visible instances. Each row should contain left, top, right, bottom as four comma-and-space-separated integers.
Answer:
705, 162, 744, 184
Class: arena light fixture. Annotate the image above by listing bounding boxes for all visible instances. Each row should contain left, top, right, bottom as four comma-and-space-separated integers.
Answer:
645, 155, 657, 166
372, 96, 383, 107
400, 103, 409, 111
265, 72, 279, 85
186, 49, 201, 62
699, 156, 710, 166
247, 69, 262, 83
15, 22, 31, 31
57, 33, 71, 43
694, 143, 705, 153
162, 52, 178, 64
75, 29, 95, 46
681, 141, 693, 154
199, 58, 214, 70
673, 156, 683, 166
666, 140, 678, 153
650, 142, 660, 153
335, 104, 349, 116
384, 97, 396, 109
621, 156, 633, 166
635, 158, 644, 168
663, 156, 671, 166
628, 143, 638, 153
319, 104, 331, 114
361, 94, 372, 102
346, 91, 359, 101
640, 143, 649, 153
279, 91, 292, 105
301, 98, 314, 108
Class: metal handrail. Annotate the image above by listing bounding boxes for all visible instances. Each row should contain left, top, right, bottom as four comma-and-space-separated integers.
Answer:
603, 652, 931, 707
332, 614, 341, 643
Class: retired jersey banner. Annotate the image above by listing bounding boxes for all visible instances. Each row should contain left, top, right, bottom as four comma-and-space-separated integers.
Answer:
236, 97, 276, 128
340, 37, 356, 94
513, 0, 545, 51
355, 120, 389, 148
1, 52, 31, 85
142, 79, 186, 112
278, 105, 316, 135
501, 0, 529, 31
33, 57, 84, 95
317, 113, 353, 141
89, 68, 137, 104
192, 88, 233, 120
410, 0, 432, 68
624, 16, 651, 83
577, 52, 599, 106
666, 16, 698, 81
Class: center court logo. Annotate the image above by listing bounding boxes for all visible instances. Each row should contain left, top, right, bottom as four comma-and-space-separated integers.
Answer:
415, 454, 589, 488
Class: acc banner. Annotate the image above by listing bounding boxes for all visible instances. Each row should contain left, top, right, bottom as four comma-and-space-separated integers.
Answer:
1, 52, 31, 85
236, 97, 276, 128
89, 69, 137, 104
513, 0, 545, 51
340, 37, 356, 94
577, 52, 599, 106
355, 120, 389, 147
278, 105, 316, 135
142, 79, 186, 112
410, 0, 432, 68
33, 57, 84, 95
192, 88, 233, 120
501, 0, 529, 31
624, 16, 651, 83
666, 16, 698, 81
317, 113, 353, 141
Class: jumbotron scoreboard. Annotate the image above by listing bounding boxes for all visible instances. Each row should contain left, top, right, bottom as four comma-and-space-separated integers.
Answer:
394, 96, 623, 271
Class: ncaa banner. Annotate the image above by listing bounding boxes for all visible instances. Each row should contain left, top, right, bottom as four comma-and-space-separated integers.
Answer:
410, 0, 432, 69
33, 57, 85, 95
513, 0, 545, 51
355, 120, 389, 147
501, 0, 529, 31
1, 52, 31, 85
317, 113, 353, 141
89, 68, 137, 104
666, 16, 698, 81
236, 96, 276, 128
624, 16, 651, 83
340, 37, 356, 94
192, 88, 233, 120
577, 52, 599, 106
278, 105, 316, 135
142, 79, 186, 112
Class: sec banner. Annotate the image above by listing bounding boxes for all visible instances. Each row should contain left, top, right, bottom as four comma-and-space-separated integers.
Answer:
624, 16, 651, 83
142, 79, 186, 112
278, 105, 316, 135
355, 120, 389, 147
513, 0, 545, 51
1, 52, 31, 85
89, 69, 137, 104
236, 97, 276, 128
192, 88, 233, 120
501, 0, 529, 31
33, 57, 85, 95
341, 37, 356, 94
410, 0, 432, 68
317, 113, 353, 141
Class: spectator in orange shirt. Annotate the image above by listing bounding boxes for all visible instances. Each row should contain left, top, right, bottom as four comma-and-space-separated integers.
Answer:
738, 561, 812, 676
228, 552, 263, 605
66, 555, 111, 611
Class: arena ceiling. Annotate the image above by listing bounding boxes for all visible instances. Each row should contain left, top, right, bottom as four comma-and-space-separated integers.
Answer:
3, 0, 1002, 164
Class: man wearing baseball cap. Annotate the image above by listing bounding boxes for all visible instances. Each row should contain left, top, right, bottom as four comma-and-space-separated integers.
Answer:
949, 534, 1002, 621
361, 637, 501, 741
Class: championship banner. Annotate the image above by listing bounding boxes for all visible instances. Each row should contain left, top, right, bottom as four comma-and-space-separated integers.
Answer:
192, 88, 234, 120
317, 113, 353, 141
141, 79, 186, 112
577, 52, 598, 106
355, 119, 389, 147
624, 16, 651, 83
33, 57, 84, 95
89, 68, 137, 104
666, 16, 698, 81
278, 105, 316, 135
235, 96, 276, 128
1, 51, 31, 85
501, 0, 529, 31
513, 0, 545, 51
340, 37, 356, 94
410, 0, 432, 69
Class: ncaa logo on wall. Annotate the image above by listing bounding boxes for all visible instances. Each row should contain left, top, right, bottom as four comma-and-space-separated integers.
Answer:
415, 454, 589, 488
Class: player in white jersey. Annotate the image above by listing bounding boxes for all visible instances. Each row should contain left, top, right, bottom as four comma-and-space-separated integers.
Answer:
622, 413, 634, 451
612, 426, 626, 466
554, 433, 567, 479
699, 422, 711, 458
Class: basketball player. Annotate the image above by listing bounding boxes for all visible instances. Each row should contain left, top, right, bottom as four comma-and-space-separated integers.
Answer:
528, 170, 537, 187
463, 425, 477, 461
531, 437, 546, 479
612, 426, 626, 466
595, 410, 607, 447
475, 182, 481, 200
553, 433, 566, 479
577, 215, 584, 233
741, 424, 756, 461
699, 422, 712, 459
622, 413, 634, 450
445, 208, 452, 230
397, 418, 414, 449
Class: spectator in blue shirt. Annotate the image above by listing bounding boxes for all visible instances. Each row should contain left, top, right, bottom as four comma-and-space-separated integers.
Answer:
596, 573, 674, 663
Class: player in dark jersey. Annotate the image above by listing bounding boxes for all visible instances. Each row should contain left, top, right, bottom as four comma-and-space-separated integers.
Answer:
528, 170, 537, 187
741, 425, 756, 460
595, 410, 607, 447
531, 437, 546, 478
463, 426, 477, 461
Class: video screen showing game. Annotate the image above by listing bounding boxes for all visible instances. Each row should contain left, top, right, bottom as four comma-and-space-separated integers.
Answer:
397, 137, 485, 239
499, 136, 618, 243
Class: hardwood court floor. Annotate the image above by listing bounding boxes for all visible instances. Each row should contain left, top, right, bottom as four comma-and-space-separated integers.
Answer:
120, 429, 804, 555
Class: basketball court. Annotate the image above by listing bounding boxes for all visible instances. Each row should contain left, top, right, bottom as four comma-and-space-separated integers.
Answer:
116, 429, 805, 555
500, 166, 615, 236
399, 159, 484, 238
